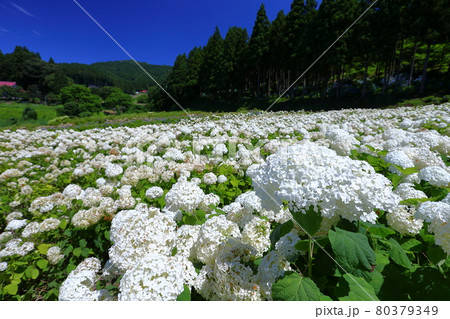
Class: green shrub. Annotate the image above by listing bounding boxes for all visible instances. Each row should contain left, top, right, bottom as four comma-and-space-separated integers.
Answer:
22, 107, 38, 121
47, 116, 70, 126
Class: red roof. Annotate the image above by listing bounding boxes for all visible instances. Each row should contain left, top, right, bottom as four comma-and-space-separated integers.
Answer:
0, 81, 16, 87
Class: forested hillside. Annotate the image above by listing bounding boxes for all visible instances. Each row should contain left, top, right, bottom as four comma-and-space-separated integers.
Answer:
59, 61, 171, 93
0, 47, 171, 99
153, 0, 450, 110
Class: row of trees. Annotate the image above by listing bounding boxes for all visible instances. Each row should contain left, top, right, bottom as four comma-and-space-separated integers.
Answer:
0, 47, 72, 103
153, 0, 450, 110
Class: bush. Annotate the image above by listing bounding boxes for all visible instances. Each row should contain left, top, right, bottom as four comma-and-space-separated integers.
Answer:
47, 116, 70, 126
78, 111, 93, 118
22, 107, 38, 121
60, 85, 102, 116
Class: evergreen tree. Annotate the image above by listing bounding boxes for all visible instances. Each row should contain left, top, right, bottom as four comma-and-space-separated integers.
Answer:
223, 27, 249, 98
200, 27, 226, 99
186, 47, 204, 100
268, 10, 288, 95
249, 4, 271, 97
166, 53, 190, 101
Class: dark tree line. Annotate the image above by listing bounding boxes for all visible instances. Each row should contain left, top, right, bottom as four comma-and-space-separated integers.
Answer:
0, 47, 172, 101
154, 0, 450, 110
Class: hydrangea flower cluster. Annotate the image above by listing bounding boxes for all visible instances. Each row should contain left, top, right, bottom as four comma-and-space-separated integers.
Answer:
248, 142, 400, 225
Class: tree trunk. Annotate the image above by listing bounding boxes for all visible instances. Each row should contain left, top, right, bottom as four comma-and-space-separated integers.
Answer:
267, 68, 271, 97
395, 38, 404, 90
419, 43, 431, 95
336, 66, 342, 99
256, 67, 261, 98
362, 60, 369, 98
382, 62, 388, 96
408, 41, 418, 86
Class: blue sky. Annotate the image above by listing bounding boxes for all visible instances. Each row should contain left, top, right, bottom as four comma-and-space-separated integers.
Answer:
0, 0, 321, 66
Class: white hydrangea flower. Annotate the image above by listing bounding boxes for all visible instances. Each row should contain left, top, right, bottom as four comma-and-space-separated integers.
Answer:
165, 180, 205, 213
416, 201, 450, 254
62, 184, 84, 199
118, 253, 184, 301
235, 191, 262, 213
145, 186, 164, 200
442, 193, 450, 205
0, 239, 34, 258
255, 250, 291, 300
223, 202, 253, 229
418, 166, 450, 187
210, 238, 261, 301
203, 172, 218, 185
6, 211, 23, 223
39, 218, 60, 232
325, 128, 359, 156
385, 150, 415, 174
21, 222, 41, 238
241, 216, 271, 257
387, 205, 423, 235
217, 175, 227, 183
0, 262, 7, 271
248, 142, 400, 224
47, 246, 64, 265
176, 224, 201, 260
275, 231, 302, 260
71, 207, 103, 228
394, 183, 427, 201
198, 193, 220, 212
109, 208, 177, 272
105, 163, 123, 178
194, 215, 241, 265
59, 257, 112, 301
5, 219, 27, 231
212, 143, 228, 157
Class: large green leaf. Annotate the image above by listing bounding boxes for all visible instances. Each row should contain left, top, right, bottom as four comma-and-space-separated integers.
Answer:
3, 283, 18, 296
339, 274, 379, 301
291, 206, 323, 236
387, 238, 413, 269
272, 272, 331, 301
329, 228, 376, 272
176, 285, 191, 301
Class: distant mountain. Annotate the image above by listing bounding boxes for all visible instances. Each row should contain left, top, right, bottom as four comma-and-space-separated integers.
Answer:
58, 60, 172, 93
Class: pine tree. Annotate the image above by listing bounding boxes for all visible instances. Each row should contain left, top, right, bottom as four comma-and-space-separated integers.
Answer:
200, 27, 226, 99
223, 26, 249, 98
249, 4, 271, 97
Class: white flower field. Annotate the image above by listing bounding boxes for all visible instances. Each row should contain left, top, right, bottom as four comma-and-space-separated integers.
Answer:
0, 103, 449, 301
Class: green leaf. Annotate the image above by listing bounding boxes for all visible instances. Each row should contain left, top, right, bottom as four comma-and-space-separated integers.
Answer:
79, 239, 87, 248
387, 238, 413, 269
230, 179, 239, 187
66, 264, 76, 274
269, 220, 293, 249
59, 219, 67, 229
272, 272, 330, 301
401, 238, 423, 252
73, 247, 82, 257
366, 224, 395, 238
328, 228, 376, 273
37, 244, 53, 255
426, 246, 447, 265
339, 274, 379, 301
176, 285, 191, 301
291, 206, 323, 235
36, 259, 48, 270
3, 283, 18, 295
31, 268, 39, 279
24, 266, 39, 279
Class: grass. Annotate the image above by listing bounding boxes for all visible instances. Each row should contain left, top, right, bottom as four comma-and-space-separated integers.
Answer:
0, 102, 212, 131
0, 102, 62, 127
